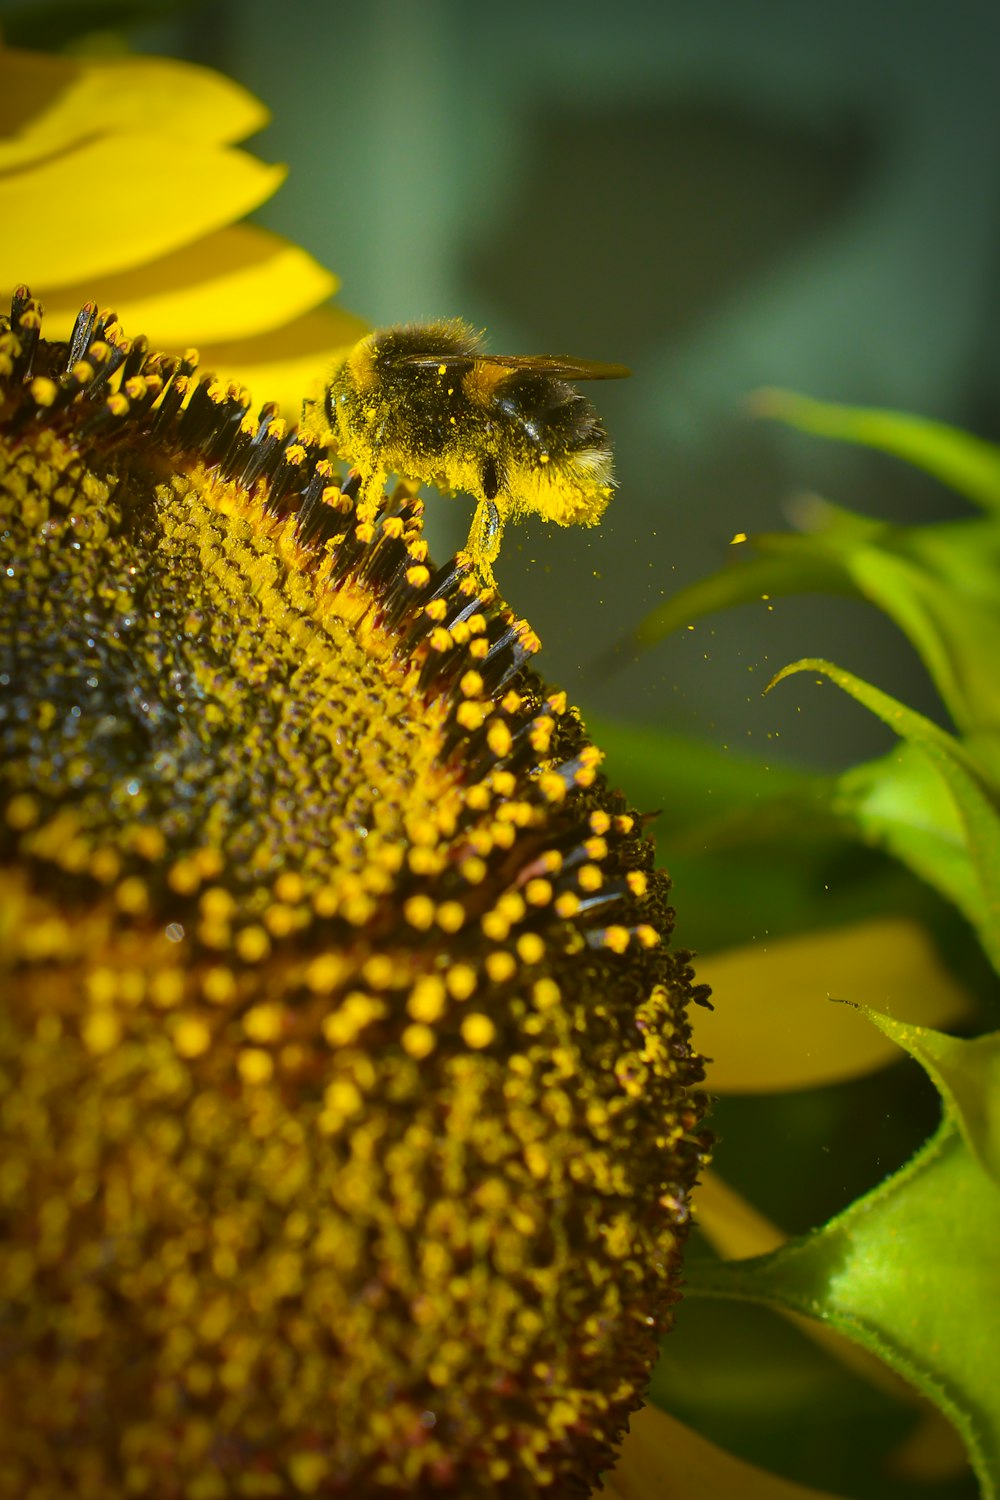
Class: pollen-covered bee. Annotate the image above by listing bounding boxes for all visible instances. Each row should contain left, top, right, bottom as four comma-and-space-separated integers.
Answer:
314, 320, 629, 586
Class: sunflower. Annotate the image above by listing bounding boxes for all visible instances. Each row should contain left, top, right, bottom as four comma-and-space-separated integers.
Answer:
0, 286, 715, 1495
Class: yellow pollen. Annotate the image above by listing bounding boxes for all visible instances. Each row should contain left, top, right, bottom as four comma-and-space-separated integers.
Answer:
516, 933, 545, 965
456, 701, 488, 731
533, 977, 561, 1010
362, 954, 396, 989
481, 910, 510, 942
273, 871, 304, 904
408, 975, 447, 1023
168, 858, 202, 895
81, 1011, 122, 1054
237, 1048, 274, 1085
305, 953, 347, 994
497, 892, 526, 924
461, 855, 487, 884
288, 1452, 330, 1493
323, 1078, 362, 1115
487, 721, 513, 759
242, 1003, 284, 1042
235, 924, 271, 963
485, 951, 517, 984
202, 966, 237, 1005
201, 886, 236, 920
401, 1023, 436, 1059
404, 894, 436, 930
6, 792, 39, 830
461, 1013, 496, 1049
446, 964, 478, 1000
437, 900, 466, 933
29, 376, 58, 407
115, 875, 149, 914
173, 1016, 211, 1058
150, 969, 185, 1008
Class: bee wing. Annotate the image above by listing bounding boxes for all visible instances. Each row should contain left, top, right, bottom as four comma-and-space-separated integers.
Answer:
485, 354, 631, 380
397, 353, 631, 380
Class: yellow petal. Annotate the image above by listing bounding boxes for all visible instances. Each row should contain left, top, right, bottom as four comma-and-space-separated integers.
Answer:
692, 916, 974, 1093
193, 305, 370, 419
693, 1169, 786, 1261
607, 1403, 852, 1500
0, 135, 285, 289
887, 1403, 971, 1483
0, 47, 267, 171
37, 225, 337, 347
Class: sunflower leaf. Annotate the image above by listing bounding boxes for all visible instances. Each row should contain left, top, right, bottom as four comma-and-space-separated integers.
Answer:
752, 388, 1000, 512
685, 1017, 1000, 1500
623, 391, 1000, 736
627, 505, 1000, 739
771, 659, 1000, 973
625, 542, 853, 656
836, 742, 990, 939
861, 1014, 1000, 1186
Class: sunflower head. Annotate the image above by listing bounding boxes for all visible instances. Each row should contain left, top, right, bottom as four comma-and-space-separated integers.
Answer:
0, 288, 711, 1498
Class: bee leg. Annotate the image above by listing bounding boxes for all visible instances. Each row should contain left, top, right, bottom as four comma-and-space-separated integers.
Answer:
467, 495, 504, 588
354, 464, 386, 525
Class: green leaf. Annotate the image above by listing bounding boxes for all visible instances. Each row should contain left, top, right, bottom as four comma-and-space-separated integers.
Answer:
862, 1014, 1000, 1186
837, 743, 989, 941
685, 1018, 1000, 1500
625, 508, 1000, 741
844, 519, 1000, 741
619, 392, 1000, 738
771, 659, 1000, 973
622, 544, 855, 658
752, 388, 1000, 513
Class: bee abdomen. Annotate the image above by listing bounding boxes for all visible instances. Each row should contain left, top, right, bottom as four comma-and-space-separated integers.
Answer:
494, 372, 609, 462
495, 374, 614, 527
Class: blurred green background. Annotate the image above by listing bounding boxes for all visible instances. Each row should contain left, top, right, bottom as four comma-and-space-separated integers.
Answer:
5, 0, 1000, 771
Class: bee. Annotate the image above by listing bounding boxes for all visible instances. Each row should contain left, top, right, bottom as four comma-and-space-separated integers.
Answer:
315, 320, 629, 587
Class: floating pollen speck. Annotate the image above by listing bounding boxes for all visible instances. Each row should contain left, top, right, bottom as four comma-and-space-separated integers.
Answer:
0, 287, 711, 1499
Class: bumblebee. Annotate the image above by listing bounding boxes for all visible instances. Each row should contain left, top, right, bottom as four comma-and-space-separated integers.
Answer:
316, 320, 629, 586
